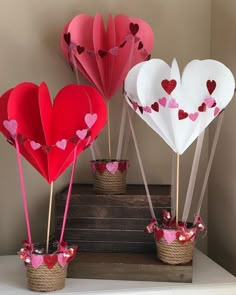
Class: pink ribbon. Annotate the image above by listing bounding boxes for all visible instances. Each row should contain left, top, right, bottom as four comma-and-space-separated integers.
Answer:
146, 218, 157, 233
15, 136, 32, 247
59, 145, 78, 244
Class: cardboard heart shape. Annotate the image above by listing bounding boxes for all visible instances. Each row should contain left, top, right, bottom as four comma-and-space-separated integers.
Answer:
0, 82, 107, 182
43, 254, 58, 269
163, 229, 177, 244
124, 59, 235, 154
118, 161, 128, 173
106, 161, 119, 174
154, 229, 163, 241
58, 253, 67, 267
31, 254, 43, 269
61, 13, 154, 99
76, 129, 88, 140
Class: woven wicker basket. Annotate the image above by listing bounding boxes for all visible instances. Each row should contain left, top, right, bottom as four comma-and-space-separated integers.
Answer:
91, 160, 128, 195
156, 236, 195, 265
27, 262, 67, 292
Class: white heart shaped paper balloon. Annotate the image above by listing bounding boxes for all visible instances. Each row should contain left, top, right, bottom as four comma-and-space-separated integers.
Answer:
124, 59, 235, 154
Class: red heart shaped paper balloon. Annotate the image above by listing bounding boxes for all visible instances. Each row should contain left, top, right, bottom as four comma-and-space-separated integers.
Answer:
61, 13, 154, 99
0, 82, 107, 182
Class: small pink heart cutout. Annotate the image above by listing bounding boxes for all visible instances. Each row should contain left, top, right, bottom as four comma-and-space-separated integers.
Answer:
31, 254, 43, 269
106, 161, 119, 175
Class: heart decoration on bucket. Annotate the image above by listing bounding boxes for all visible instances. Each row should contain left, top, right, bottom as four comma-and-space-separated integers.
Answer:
61, 13, 154, 99
0, 82, 107, 182
124, 58, 235, 154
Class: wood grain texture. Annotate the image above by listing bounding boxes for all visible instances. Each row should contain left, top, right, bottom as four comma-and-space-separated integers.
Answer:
55, 184, 171, 253
65, 241, 156, 253
67, 252, 192, 283
55, 205, 165, 219
57, 184, 171, 198
56, 228, 153, 242
56, 217, 152, 230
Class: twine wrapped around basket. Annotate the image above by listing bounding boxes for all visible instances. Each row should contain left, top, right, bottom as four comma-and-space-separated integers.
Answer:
91, 160, 129, 194
146, 216, 201, 265
156, 238, 195, 265
27, 262, 67, 292
19, 241, 77, 292
154, 222, 197, 265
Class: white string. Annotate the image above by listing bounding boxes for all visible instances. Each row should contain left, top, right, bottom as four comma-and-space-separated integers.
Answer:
182, 130, 205, 222
196, 113, 224, 216
171, 152, 176, 217
92, 141, 101, 159
116, 100, 127, 160
71, 53, 81, 85
90, 144, 96, 161
71, 51, 96, 161
126, 104, 156, 219
122, 110, 134, 159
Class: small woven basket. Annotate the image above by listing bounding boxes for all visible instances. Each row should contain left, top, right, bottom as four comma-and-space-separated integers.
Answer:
27, 262, 67, 292
91, 160, 128, 195
156, 237, 195, 265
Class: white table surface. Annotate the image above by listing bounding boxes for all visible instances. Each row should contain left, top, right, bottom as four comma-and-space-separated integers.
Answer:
0, 250, 236, 295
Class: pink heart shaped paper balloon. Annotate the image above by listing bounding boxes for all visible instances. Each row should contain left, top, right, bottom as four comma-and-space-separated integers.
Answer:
124, 59, 235, 154
61, 13, 154, 99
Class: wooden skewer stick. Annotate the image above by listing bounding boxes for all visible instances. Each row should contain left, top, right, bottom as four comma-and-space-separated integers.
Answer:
46, 181, 54, 254
176, 153, 180, 228
107, 101, 112, 160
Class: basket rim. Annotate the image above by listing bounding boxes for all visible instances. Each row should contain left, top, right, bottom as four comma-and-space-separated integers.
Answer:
91, 159, 129, 163
157, 222, 197, 231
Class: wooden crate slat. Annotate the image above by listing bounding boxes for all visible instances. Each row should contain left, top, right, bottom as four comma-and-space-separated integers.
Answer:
67, 252, 192, 283
65, 240, 156, 253
56, 194, 170, 207
58, 184, 171, 198
56, 228, 154, 242
56, 217, 152, 230
55, 205, 166, 218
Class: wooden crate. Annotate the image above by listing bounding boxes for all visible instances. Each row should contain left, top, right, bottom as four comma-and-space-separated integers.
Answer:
55, 184, 171, 253
55, 184, 192, 282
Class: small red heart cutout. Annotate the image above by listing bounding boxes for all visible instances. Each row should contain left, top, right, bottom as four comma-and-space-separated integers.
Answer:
138, 41, 143, 50
95, 162, 106, 174
64, 33, 71, 45
161, 79, 177, 95
198, 103, 206, 112
77, 45, 85, 55
98, 50, 107, 58
207, 80, 216, 95
151, 102, 159, 112
178, 109, 188, 120
118, 162, 127, 173
154, 229, 164, 241
129, 23, 139, 35
44, 255, 58, 269
138, 106, 143, 114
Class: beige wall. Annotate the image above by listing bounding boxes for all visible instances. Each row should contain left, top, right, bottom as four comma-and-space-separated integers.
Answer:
0, 0, 211, 254
209, 0, 236, 275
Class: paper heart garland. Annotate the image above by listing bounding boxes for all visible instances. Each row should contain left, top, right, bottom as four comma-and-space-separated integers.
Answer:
61, 13, 154, 99
0, 82, 107, 182
124, 59, 235, 154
